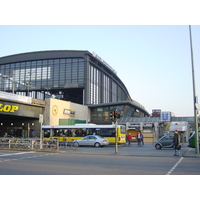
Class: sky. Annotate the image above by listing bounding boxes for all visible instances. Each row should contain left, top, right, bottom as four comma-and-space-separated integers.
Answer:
0, 2, 200, 117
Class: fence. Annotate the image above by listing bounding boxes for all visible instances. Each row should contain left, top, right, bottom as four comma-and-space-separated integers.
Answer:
0, 138, 59, 151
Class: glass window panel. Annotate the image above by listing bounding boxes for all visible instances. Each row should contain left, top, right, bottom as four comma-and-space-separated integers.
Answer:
26, 62, 31, 67
66, 59, 71, 63
60, 64, 65, 68
11, 63, 15, 68
48, 60, 53, 64
37, 60, 42, 65
21, 62, 25, 67
72, 58, 78, 63
42, 60, 47, 65
31, 61, 36, 66
54, 59, 59, 64
60, 59, 65, 63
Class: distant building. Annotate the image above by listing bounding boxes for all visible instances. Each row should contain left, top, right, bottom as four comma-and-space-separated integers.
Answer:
151, 109, 161, 117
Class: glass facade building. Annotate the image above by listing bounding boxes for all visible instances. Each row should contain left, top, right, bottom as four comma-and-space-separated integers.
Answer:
0, 50, 149, 123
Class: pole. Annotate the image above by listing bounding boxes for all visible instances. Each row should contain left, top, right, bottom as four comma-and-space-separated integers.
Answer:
28, 123, 30, 138
115, 119, 118, 153
12, 71, 15, 94
39, 114, 43, 149
189, 25, 199, 154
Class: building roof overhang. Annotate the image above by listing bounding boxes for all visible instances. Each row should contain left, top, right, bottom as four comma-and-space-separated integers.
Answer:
88, 101, 149, 115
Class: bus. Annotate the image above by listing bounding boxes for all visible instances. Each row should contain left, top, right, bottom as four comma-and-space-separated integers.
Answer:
42, 124, 126, 144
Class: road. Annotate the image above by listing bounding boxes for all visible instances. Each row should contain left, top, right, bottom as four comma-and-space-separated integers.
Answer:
0, 144, 200, 175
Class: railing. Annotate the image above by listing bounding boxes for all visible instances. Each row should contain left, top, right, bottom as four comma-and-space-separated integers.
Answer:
0, 138, 59, 151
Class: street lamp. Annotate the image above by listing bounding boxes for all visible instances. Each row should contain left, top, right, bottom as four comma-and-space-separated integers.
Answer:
189, 25, 199, 154
26, 82, 32, 96
1, 75, 10, 92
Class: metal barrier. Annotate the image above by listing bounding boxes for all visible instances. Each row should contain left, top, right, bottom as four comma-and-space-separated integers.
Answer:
0, 138, 59, 151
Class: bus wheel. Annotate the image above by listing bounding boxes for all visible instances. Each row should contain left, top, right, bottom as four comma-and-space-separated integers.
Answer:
94, 142, 101, 148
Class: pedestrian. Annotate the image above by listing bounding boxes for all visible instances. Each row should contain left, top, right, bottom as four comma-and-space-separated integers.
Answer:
173, 130, 181, 156
127, 133, 132, 145
137, 131, 142, 146
141, 132, 144, 145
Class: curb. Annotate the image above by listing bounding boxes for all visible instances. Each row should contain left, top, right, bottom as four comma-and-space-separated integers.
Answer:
182, 148, 200, 158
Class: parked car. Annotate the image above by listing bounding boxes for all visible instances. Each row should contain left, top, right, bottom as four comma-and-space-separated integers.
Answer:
155, 134, 174, 150
188, 130, 200, 148
75, 135, 109, 147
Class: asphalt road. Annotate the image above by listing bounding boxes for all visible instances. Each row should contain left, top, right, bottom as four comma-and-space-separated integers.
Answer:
0, 143, 200, 175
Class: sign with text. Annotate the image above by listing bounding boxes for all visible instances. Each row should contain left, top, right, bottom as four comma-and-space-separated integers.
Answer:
161, 112, 171, 122
63, 109, 76, 117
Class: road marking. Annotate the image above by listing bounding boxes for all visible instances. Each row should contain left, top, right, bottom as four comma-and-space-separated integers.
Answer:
0, 151, 35, 157
0, 152, 59, 163
166, 157, 184, 175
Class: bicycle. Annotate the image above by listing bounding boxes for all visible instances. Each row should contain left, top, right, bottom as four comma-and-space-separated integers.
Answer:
60, 138, 78, 150
42, 139, 58, 150
0, 138, 9, 148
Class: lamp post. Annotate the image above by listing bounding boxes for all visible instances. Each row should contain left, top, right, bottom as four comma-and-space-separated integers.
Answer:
12, 71, 15, 94
26, 82, 32, 96
189, 25, 199, 154
1, 75, 10, 92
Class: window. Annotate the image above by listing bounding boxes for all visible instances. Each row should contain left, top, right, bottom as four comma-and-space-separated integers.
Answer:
89, 64, 100, 104
103, 74, 110, 103
89, 136, 96, 140
112, 81, 117, 102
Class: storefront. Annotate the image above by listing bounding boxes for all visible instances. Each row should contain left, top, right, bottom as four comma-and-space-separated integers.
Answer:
0, 92, 44, 137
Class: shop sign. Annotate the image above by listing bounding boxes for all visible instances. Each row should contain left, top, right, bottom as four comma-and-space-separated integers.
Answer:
63, 109, 76, 117
0, 104, 19, 113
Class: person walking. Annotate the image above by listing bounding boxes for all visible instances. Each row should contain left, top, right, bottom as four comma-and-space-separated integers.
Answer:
127, 133, 132, 145
173, 130, 181, 156
141, 132, 144, 145
137, 131, 142, 146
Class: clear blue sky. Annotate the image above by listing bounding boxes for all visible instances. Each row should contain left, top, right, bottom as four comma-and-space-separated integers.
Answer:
0, 25, 199, 116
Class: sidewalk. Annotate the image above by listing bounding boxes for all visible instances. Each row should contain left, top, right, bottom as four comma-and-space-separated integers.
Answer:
182, 147, 200, 158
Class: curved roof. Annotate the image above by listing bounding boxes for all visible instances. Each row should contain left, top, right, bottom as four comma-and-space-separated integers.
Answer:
0, 50, 148, 115
0, 50, 88, 63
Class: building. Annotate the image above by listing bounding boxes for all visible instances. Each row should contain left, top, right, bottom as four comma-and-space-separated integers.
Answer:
0, 50, 149, 136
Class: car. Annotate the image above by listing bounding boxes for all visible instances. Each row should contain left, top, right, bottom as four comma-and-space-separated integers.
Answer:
74, 135, 109, 147
155, 134, 174, 150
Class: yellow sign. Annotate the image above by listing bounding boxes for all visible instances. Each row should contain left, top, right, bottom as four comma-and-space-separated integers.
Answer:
0, 104, 19, 113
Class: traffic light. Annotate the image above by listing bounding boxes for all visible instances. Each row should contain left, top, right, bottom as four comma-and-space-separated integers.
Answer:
110, 112, 113, 121
113, 110, 121, 120
117, 112, 121, 119
110, 110, 121, 122
113, 111, 117, 119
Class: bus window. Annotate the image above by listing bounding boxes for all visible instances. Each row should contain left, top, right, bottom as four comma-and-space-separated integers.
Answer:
120, 126, 126, 134
100, 128, 115, 137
